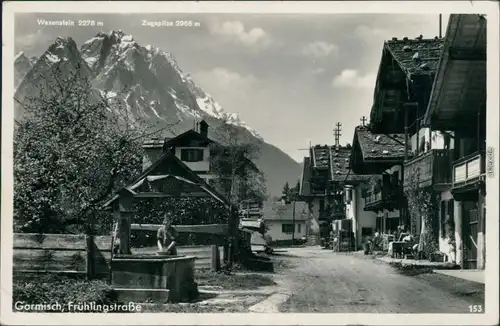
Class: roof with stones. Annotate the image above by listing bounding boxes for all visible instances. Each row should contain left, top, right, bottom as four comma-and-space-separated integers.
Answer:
329, 146, 373, 182
311, 145, 331, 169
384, 37, 444, 77
354, 126, 406, 160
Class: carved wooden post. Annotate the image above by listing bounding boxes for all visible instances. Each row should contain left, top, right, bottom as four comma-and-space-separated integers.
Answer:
117, 191, 134, 255
211, 244, 221, 272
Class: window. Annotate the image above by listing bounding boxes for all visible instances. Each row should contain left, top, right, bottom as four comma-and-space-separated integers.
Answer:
180, 148, 204, 162
361, 227, 373, 237
282, 224, 294, 233
298, 224, 301, 233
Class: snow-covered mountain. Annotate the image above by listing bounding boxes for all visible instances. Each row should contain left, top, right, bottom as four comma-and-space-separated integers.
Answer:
14, 52, 37, 88
14, 30, 301, 196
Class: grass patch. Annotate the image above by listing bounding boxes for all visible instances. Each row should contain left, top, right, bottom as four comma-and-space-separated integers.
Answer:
140, 303, 247, 313
196, 270, 276, 290
13, 274, 116, 312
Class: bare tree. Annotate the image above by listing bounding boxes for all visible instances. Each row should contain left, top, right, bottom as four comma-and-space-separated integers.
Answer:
209, 113, 268, 206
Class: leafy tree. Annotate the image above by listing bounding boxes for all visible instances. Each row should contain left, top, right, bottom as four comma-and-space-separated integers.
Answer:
294, 180, 301, 194
281, 179, 300, 203
209, 114, 267, 205
13, 65, 174, 235
282, 182, 291, 201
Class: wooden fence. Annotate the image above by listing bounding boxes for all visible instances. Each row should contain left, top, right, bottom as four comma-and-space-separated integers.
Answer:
13, 233, 223, 281
13, 233, 113, 280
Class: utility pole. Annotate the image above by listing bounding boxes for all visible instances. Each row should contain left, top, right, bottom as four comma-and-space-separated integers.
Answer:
333, 122, 342, 147
439, 14, 442, 38
292, 193, 296, 245
360, 116, 368, 127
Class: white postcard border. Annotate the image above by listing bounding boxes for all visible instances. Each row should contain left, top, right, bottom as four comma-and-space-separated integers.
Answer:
2, 1, 499, 325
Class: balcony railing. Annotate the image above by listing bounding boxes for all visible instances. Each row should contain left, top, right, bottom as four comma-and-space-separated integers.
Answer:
403, 149, 453, 189
452, 151, 485, 188
365, 190, 383, 206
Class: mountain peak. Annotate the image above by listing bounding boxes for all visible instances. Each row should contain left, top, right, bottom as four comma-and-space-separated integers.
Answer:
54, 36, 75, 46
107, 29, 134, 43
14, 32, 300, 196
14, 51, 27, 62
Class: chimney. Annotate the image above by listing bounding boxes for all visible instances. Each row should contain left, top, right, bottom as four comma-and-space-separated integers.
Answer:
199, 120, 209, 138
142, 137, 163, 171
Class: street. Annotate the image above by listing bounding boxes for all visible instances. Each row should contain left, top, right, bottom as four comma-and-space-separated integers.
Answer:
273, 247, 485, 313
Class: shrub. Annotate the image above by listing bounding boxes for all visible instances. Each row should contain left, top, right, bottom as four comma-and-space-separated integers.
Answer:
13, 274, 116, 310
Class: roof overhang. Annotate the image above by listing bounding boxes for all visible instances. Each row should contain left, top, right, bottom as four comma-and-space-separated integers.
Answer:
423, 14, 487, 130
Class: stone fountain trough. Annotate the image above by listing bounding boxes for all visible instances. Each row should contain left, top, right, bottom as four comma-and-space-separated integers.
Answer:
111, 253, 198, 303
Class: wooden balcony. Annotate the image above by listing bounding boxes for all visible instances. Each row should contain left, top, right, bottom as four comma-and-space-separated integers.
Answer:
363, 186, 401, 213
452, 151, 485, 190
403, 149, 453, 191
364, 190, 383, 207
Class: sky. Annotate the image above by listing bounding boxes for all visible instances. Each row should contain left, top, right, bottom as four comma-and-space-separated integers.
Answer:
14, 13, 449, 162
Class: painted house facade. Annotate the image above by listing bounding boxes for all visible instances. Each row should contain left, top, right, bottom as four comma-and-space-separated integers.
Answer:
142, 120, 215, 183
421, 14, 487, 269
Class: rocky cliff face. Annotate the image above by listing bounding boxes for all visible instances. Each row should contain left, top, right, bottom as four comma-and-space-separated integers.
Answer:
14, 30, 301, 196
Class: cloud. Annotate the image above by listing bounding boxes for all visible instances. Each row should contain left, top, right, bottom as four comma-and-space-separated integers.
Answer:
302, 41, 338, 58
311, 68, 326, 75
15, 30, 45, 50
193, 67, 257, 92
354, 25, 389, 42
332, 69, 376, 89
208, 20, 271, 48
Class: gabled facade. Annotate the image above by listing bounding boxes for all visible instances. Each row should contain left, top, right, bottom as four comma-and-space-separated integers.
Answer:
142, 120, 261, 204
421, 14, 487, 270
103, 151, 235, 254
299, 145, 331, 224
329, 144, 379, 248
350, 126, 407, 235
369, 36, 444, 135
300, 143, 379, 247
143, 120, 215, 183
262, 200, 309, 245
352, 34, 447, 239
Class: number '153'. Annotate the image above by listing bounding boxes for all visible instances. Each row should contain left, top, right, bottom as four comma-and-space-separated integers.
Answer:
469, 305, 483, 313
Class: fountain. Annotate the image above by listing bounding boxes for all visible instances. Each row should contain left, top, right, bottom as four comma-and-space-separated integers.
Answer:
111, 253, 198, 303
107, 190, 200, 304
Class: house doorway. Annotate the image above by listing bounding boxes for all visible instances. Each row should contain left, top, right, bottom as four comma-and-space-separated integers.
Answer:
462, 201, 478, 269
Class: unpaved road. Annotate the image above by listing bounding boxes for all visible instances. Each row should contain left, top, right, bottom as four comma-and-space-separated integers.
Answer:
274, 247, 484, 313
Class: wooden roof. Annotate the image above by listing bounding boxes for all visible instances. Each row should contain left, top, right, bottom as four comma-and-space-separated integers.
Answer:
301, 144, 375, 193
103, 151, 231, 208
311, 145, 331, 169
423, 14, 487, 131
385, 38, 444, 78
369, 36, 444, 134
163, 128, 214, 147
329, 146, 373, 183
354, 127, 406, 160
350, 126, 405, 174
262, 201, 309, 221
